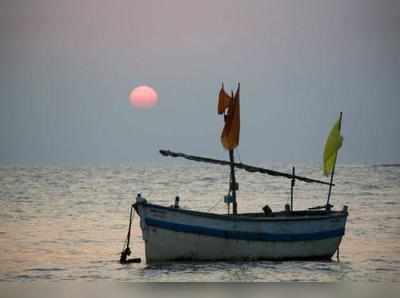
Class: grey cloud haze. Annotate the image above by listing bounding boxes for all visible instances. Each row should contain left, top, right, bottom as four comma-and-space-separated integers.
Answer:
1, 0, 399, 166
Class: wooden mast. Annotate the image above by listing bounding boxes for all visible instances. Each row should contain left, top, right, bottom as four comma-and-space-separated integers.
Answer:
229, 149, 238, 215
229, 90, 238, 215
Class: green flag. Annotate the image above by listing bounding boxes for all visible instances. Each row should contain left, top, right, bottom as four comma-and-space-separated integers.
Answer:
323, 115, 343, 176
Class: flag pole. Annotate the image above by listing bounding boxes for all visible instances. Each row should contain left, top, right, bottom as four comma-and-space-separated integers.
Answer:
290, 166, 295, 212
326, 112, 342, 210
325, 154, 337, 209
229, 149, 238, 215
229, 89, 238, 215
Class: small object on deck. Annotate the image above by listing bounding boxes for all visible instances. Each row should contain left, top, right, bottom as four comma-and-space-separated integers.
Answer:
224, 194, 234, 204
309, 204, 333, 210
174, 196, 180, 208
136, 192, 145, 203
284, 203, 291, 213
262, 204, 272, 216
231, 181, 239, 191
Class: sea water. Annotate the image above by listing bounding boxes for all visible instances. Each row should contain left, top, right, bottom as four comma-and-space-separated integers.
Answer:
0, 164, 399, 282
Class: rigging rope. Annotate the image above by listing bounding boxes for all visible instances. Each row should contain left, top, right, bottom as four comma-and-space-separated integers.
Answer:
207, 196, 223, 212
236, 148, 242, 164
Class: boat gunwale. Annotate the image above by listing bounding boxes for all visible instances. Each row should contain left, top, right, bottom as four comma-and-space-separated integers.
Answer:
135, 201, 348, 222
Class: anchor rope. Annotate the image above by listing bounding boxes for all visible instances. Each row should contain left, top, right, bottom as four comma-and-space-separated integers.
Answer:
127, 205, 134, 247
121, 206, 134, 251
120, 202, 141, 264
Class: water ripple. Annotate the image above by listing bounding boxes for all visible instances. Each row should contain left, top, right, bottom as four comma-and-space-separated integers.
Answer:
0, 165, 399, 282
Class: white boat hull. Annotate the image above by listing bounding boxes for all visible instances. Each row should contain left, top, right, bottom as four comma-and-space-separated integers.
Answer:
134, 200, 348, 263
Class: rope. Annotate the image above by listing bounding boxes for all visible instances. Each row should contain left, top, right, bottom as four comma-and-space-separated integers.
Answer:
207, 196, 223, 212
207, 164, 231, 213
236, 148, 242, 163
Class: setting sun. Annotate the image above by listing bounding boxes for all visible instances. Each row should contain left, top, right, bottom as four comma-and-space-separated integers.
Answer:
129, 85, 158, 109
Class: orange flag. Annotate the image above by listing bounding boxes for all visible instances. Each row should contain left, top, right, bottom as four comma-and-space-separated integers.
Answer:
217, 83, 232, 115
219, 83, 240, 150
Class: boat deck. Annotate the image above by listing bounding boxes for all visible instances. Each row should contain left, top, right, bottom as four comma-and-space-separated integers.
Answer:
136, 201, 348, 222
240, 210, 335, 218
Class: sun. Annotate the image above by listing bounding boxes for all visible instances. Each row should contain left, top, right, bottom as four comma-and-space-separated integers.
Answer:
129, 85, 158, 109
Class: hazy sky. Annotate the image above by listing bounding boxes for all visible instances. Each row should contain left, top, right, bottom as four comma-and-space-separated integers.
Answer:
1, 0, 399, 166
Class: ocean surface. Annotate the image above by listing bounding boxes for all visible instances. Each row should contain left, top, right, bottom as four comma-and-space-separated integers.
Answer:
0, 163, 399, 282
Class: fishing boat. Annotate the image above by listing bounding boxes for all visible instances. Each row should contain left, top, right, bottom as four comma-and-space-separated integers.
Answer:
120, 83, 348, 264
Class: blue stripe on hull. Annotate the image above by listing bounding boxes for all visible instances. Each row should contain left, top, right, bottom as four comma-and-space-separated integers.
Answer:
145, 218, 345, 242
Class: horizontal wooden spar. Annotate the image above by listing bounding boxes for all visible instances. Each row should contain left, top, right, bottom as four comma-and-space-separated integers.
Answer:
159, 150, 334, 186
